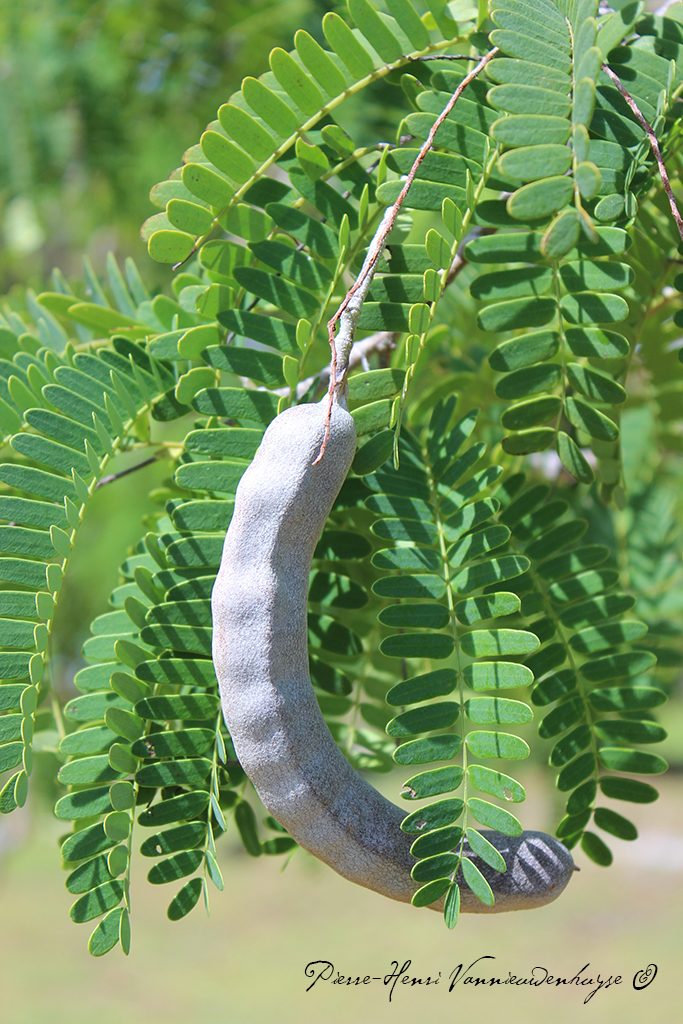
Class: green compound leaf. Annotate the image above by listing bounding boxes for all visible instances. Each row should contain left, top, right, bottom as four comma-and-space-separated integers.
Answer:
490, 113, 571, 147
557, 432, 596, 484
502, 396, 562, 431
133, 694, 220, 720
380, 633, 455, 659
565, 327, 629, 360
460, 629, 539, 657
550, 726, 592, 768
580, 650, 657, 683
443, 881, 460, 929
479, 297, 557, 333
569, 619, 648, 654
410, 825, 463, 859
463, 662, 534, 691
497, 143, 572, 181
588, 686, 667, 712
495, 362, 561, 399
556, 752, 597, 792
507, 175, 574, 220
66, 856, 114, 896
565, 398, 619, 443
489, 330, 560, 372
539, 697, 585, 739
137, 791, 209, 828
378, 603, 449, 630
556, 808, 591, 840
454, 592, 520, 625
566, 781, 597, 817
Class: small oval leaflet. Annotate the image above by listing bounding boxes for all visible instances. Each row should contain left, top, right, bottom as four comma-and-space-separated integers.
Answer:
380, 632, 455, 660
401, 766, 464, 801
598, 777, 659, 804
460, 855, 495, 906
394, 734, 463, 766
550, 726, 592, 768
70, 881, 124, 924
467, 764, 525, 803
401, 797, 465, 835
460, 629, 539, 658
411, 825, 463, 859
386, 668, 457, 707
593, 807, 638, 841
147, 849, 204, 885
465, 697, 533, 725
167, 878, 204, 922
465, 828, 506, 872
387, 702, 460, 738
598, 747, 668, 775
465, 730, 530, 760
133, 693, 220, 721
140, 822, 207, 858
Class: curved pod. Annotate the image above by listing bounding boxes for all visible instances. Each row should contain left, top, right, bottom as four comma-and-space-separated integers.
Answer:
212, 398, 574, 911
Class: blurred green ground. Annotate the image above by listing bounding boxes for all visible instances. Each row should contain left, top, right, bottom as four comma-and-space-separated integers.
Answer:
1, 768, 680, 1024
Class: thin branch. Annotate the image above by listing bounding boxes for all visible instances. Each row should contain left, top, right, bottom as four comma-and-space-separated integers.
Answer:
411, 54, 484, 61
327, 47, 500, 385
304, 331, 399, 398
313, 46, 499, 463
96, 456, 158, 488
602, 63, 683, 243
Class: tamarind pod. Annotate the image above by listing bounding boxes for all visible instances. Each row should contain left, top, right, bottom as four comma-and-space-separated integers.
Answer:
211, 397, 575, 911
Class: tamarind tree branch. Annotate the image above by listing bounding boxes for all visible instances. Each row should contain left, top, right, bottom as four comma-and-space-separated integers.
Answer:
326, 47, 500, 387
311, 48, 499, 465
96, 456, 158, 488
602, 63, 683, 243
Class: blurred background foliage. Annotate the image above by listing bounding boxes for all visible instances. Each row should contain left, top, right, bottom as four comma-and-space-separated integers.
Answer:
0, 0, 348, 295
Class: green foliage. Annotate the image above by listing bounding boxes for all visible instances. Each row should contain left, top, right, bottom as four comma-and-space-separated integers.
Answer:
1, 0, 682, 953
